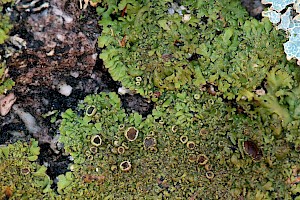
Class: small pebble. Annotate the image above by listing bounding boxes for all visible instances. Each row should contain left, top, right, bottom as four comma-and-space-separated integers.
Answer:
0, 93, 17, 116
58, 83, 72, 96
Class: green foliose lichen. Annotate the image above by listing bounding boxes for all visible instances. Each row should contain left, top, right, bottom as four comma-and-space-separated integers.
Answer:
239, 63, 300, 152
2, 0, 300, 199
56, 0, 300, 198
58, 91, 297, 199
98, 0, 286, 99
0, 139, 55, 199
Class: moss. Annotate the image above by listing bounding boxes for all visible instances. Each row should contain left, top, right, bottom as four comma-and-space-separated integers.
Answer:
0, 139, 55, 199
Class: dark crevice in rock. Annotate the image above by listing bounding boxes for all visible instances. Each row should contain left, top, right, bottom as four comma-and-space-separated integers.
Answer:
38, 143, 71, 190
240, 0, 264, 19
120, 94, 154, 117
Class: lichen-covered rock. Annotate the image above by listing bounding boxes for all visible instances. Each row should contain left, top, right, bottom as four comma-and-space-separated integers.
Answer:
58, 91, 297, 199
98, 0, 287, 99
262, 0, 300, 63
2, 0, 300, 199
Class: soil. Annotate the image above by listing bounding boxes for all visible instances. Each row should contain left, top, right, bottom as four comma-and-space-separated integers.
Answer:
0, 0, 261, 189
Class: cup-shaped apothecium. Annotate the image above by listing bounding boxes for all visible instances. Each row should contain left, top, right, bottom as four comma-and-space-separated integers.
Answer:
206, 171, 214, 179
91, 135, 102, 147
198, 154, 209, 166
120, 161, 131, 172
125, 127, 139, 141
85, 105, 97, 116
186, 141, 195, 150
21, 167, 30, 175
90, 146, 98, 154
199, 128, 208, 136
180, 135, 188, 144
118, 124, 125, 131
117, 146, 125, 154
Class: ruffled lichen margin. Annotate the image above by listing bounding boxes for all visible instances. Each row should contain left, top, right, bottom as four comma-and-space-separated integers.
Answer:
2, 0, 300, 199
